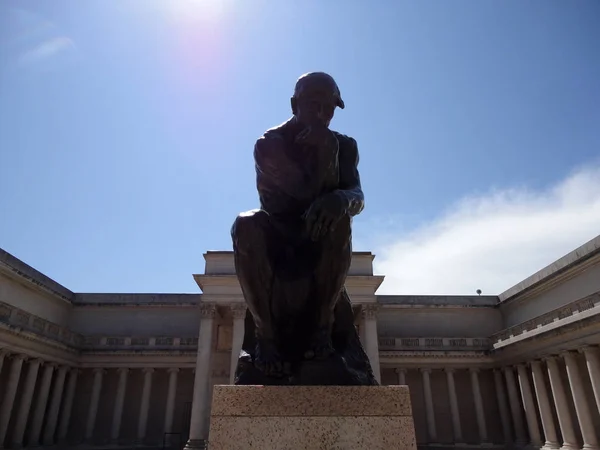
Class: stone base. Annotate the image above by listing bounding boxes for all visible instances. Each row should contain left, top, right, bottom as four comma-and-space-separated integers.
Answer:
207, 385, 417, 450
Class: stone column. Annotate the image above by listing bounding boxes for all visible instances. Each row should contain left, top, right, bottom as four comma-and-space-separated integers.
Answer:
42, 365, 68, 445
516, 363, 543, 448
445, 368, 464, 443
12, 359, 42, 448
85, 368, 104, 442
29, 362, 55, 446
361, 304, 381, 383
545, 356, 578, 450
530, 360, 559, 449
0, 354, 25, 446
185, 303, 217, 450
421, 368, 437, 443
111, 368, 129, 442
164, 368, 180, 435
0, 349, 7, 377
395, 368, 406, 385
470, 368, 489, 444
229, 304, 247, 384
582, 346, 600, 414
503, 366, 527, 446
137, 368, 154, 442
563, 351, 600, 450
493, 369, 512, 445
57, 368, 79, 443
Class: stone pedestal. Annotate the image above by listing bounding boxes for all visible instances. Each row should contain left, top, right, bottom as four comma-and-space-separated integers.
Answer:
207, 385, 417, 450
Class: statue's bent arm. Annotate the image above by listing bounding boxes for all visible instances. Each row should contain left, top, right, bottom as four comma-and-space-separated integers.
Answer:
335, 136, 365, 217
254, 135, 304, 213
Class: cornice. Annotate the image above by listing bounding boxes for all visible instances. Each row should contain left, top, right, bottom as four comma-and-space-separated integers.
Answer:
491, 291, 600, 349
0, 260, 73, 305
72, 302, 200, 309
499, 250, 600, 306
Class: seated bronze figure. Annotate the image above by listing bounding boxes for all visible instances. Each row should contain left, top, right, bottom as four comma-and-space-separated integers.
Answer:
231, 72, 377, 386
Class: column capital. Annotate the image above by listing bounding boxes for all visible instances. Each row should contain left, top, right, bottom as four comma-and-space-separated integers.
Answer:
167, 367, 180, 374
11, 353, 28, 361
469, 367, 480, 374
199, 302, 217, 319
420, 368, 432, 374
361, 303, 379, 320
394, 368, 407, 374
142, 367, 155, 374
230, 303, 247, 320
445, 368, 456, 374
579, 345, 600, 356
117, 367, 130, 375
92, 367, 106, 375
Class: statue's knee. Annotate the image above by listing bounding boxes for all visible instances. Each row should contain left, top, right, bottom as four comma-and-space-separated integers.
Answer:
231, 209, 267, 244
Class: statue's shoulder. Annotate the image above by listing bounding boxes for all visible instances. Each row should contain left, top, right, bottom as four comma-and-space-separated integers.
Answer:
332, 131, 358, 155
259, 121, 289, 142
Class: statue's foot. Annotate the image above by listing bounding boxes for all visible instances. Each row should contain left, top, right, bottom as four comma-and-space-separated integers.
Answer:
255, 339, 290, 377
304, 328, 335, 360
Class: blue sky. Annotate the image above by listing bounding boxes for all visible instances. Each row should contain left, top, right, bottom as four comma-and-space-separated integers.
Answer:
1, 1, 599, 294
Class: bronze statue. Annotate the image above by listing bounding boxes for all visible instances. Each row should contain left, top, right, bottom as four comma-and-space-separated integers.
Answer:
231, 72, 377, 385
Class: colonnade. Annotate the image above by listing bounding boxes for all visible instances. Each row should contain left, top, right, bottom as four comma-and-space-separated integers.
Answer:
394, 346, 600, 448
0, 352, 78, 448
395, 367, 491, 445
0, 350, 184, 448
81, 366, 181, 443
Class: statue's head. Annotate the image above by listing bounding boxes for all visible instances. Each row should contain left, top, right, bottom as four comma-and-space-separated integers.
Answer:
291, 72, 345, 128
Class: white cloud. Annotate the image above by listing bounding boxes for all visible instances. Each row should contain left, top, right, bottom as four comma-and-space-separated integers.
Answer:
366, 165, 600, 295
19, 36, 75, 65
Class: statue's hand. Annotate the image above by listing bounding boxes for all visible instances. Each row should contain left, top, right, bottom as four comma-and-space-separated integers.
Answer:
304, 192, 347, 241
295, 123, 338, 150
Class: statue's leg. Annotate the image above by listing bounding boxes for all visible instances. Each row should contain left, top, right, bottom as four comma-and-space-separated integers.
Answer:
231, 209, 284, 377
305, 214, 352, 360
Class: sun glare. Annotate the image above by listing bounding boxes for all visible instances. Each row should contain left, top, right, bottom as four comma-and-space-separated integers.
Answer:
167, 0, 233, 22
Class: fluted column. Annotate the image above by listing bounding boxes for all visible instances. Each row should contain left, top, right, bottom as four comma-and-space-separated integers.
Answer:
85, 368, 104, 442
29, 362, 55, 446
361, 304, 381, 383
0, 349, 7, 377
517, 363, 543, 448
12, 359, 42, 448
545, 356, 578, 450
185, 303, 217, 449
445, 368, 464, 443
137, 368, 154, 442
421, 368, 437, 443
164, 368, 180, 435
530, 361, 559, 449
504, 366, 527, 446
470, 368, 489, 444
493, 369, 512, 445
0, 354, 25, 446
582, 346, 600, 414
230, 304, 247, 384
395, 368, 406, 385
111, 368, 129, 442
563, 351, 600, 450
42, 365, 68, 445
57, 368, 79, 443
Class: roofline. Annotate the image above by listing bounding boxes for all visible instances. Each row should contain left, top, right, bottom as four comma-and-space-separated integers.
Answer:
378, 294, 499, 307
204, 250, 374, 256
0, 248, 73, 303
498, 234, 600, 303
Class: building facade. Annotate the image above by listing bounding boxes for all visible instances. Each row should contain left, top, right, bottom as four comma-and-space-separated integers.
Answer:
0, 235, 599, 449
